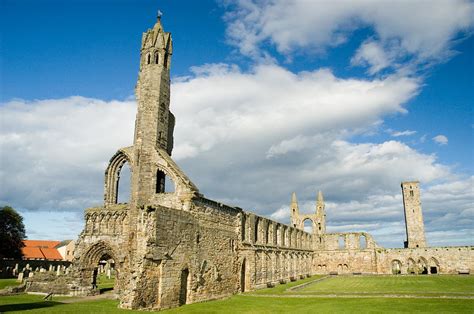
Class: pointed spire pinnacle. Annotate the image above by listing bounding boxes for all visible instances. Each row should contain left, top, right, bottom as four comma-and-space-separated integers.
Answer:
291, 192, 298, 204
153, 10, 163, 32
317, 190, 324, 204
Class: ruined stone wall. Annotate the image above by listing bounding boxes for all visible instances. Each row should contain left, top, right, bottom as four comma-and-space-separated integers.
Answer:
312, 250, 378, 274
311, 232, 379, 274
239, 212, 314, 290
376, 246, 473, 274
125, 197, 241, 310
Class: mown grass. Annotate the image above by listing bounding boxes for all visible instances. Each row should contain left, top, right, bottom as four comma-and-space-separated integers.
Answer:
0, 278, 20, 289
1, 293, 473, 313
164, 295, 474, 313
298, 275, 474, 296
97, 273, 115, 292
0, 275, 473, 313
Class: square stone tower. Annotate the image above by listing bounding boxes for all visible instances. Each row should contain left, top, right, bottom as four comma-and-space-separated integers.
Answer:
401, 181, 426, 248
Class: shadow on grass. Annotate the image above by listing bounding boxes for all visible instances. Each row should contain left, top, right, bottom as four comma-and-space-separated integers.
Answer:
0, 301, 61, 312
100, 287, 114, 294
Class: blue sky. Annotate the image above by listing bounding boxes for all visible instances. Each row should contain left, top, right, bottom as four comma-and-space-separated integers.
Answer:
1, 0, 473, 247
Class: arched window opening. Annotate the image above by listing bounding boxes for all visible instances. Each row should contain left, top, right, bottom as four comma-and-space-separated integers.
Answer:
241, 215, 246, 241
147, 54, 151, 64
117, 162, 131, 203
240, 259, 246, 292
266, 223, 271, 244
338, 235, 345, 249
254, 219, 259, 243
303, 219, 313, 234
156, 170, 176, 193
179, 268, 189, 306
156, 170, 166, 193
276, 225, 281, 246
155, 52, 159, 64
164, 52, 169, 68
359, 235, 367, 249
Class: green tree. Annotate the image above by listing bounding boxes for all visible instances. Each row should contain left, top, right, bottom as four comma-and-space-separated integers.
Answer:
0, 206, 26, 259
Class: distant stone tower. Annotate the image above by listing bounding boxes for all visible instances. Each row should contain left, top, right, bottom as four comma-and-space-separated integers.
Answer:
290, 192, 300, 228
315, 191, 326, 235
401, 181, 426, 248
290, 191, 326, 235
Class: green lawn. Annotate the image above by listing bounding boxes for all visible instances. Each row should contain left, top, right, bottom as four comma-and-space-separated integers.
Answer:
0, 293, 473, 314
97, 273, 115, 292
298, 275, 474, 296
0, 278, 20, 290
0, 275, 473, 313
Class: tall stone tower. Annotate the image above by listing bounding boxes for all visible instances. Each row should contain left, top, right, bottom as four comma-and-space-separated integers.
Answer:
132, 15, 175, 207
401, 181, 426, 248
315, 191, 326, 235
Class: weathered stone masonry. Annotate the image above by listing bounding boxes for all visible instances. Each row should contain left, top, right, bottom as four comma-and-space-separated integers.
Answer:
26, 14, 473, 311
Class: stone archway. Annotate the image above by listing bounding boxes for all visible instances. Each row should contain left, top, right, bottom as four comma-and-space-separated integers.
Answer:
302, 218, 314, 234
418, 257, 428, 274
80, 241, 121, 294
429, 257, 440, 274
391, 260, 402, 275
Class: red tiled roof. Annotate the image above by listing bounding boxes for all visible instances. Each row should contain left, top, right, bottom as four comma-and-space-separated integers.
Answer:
22, 240, 64, 261
23, 240, 61, 249
22, 246, 45, 259
41, 248, 63, 260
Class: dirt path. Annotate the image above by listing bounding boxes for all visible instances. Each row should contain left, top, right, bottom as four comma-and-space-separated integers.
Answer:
54, 291, 118, 303
286, 276, 330, 291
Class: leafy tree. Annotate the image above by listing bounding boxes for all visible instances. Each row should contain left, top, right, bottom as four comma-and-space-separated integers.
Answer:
0, 206, 26, 259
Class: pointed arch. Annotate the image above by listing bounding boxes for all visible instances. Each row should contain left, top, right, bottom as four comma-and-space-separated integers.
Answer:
79, 241, 121, 292
429, 257, 440, 274
407, 258, 416, 274
104, 147, 133, 205
302, 218, 314, 234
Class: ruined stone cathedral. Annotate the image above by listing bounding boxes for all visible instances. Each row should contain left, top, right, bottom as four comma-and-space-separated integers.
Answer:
29, 15, 472, 311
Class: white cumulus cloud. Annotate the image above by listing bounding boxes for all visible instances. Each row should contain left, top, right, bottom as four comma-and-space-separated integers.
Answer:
225, 0, 474, 69
433, 134, 449, 145
351, 40, 391, 74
